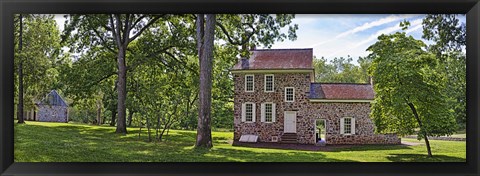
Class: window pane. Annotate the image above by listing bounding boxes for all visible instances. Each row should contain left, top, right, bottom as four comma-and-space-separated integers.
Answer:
246, 75, 254, 91
246, 104, 253, 122
265, 75, 273, 91
285, 88, 294, 101
265, 103, 272, 122
344, 118, 351, 134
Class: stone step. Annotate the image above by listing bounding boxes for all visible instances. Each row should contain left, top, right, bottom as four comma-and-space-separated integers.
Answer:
281, 133, 297, 143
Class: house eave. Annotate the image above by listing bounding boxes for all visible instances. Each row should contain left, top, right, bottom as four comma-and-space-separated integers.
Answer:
231, 69, 314, 74
309, 99, 374, 103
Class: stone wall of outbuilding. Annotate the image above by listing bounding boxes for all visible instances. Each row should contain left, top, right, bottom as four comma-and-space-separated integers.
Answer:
233, 72, 400, 145
37, 105, 68, 123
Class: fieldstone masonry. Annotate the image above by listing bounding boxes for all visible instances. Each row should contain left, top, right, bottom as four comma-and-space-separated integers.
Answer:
37, 105, 68, 123
233, 72, 400, 145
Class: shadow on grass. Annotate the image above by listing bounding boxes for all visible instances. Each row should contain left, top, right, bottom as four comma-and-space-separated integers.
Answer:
328, 144, 413, 152
386, 154, 466, 162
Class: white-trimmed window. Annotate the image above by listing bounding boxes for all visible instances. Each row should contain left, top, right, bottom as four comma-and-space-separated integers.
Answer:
245, 75, 254, 92
261, 102, 276, 123
285, 87, 295, 102
264, 74, 274, 92
241, 102, 256, 122
340, 117, 356, 135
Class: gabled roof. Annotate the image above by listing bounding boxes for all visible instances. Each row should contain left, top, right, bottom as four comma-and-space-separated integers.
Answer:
309, 83, 374, 100
37, 90, 68, 107
231, 48, 313, 70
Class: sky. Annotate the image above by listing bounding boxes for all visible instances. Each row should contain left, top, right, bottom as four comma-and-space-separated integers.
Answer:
54, 14, 466, 65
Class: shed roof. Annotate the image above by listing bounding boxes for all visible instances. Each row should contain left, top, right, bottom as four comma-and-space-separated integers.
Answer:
309, 83, 374, 100
37, 90, 68, 107
231, 48, 313, 70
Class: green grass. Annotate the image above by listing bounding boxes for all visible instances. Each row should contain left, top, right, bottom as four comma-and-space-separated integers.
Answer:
14, 121, 466, 162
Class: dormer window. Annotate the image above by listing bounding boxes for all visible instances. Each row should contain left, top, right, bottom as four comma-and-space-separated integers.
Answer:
264, 74, 274, 92
245, 75, 254, 92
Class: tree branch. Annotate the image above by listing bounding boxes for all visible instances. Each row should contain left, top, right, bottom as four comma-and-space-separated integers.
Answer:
109, 15, 121, 47
216, 21, 255, 46
130, 15, 146, 30
128, 15, 164, 43
84, 71, 118, 89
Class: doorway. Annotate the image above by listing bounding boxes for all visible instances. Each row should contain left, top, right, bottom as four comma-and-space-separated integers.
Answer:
284, 111, 297, 133
315, 119, 326, 143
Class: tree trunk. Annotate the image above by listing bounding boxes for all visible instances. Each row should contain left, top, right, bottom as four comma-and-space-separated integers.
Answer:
408, 102, 432, 157
146, 117, 152, 142
195, 14, 215, 148
97, 102, 102, 125
17, 14, 25, 124
110, 109, 117, 126
127, 109, 135, 127
116, 45, 127, 134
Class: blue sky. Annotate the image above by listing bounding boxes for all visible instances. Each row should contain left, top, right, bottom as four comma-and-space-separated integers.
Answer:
54, 14, 466, 65
266, 14, 466, 64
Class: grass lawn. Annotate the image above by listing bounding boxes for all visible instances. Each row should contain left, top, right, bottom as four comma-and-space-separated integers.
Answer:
14, 121, 466, 162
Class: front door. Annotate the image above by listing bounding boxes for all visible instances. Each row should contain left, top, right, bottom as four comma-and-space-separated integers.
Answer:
284, 111, 297, 133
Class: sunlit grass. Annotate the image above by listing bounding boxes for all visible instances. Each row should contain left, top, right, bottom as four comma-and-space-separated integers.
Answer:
14, 121, 466, 162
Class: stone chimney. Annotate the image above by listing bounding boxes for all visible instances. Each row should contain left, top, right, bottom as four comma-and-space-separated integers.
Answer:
241, 57, 249, 69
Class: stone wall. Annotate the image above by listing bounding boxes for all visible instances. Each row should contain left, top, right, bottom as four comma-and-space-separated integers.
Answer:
37, 105, 68, 123
233, 73, 311, 143
233, 72, 400, 145
303, 102, 400, 144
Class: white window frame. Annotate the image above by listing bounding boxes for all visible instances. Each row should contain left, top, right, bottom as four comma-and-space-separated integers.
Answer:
264, 74, 275, 92
261, 102, 276, 123
284, 87, 295, 102
245, 75, 255, 92
241, 102, 256, 123
340, 117, 356, 135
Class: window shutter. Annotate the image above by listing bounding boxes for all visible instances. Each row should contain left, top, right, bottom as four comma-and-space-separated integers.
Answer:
340, 118, 344, 134
252, 103, 256, 122
351, 118, 356, 135
241, 103, 246, 122
260, 103, 265, 122
272, 103, 276, 122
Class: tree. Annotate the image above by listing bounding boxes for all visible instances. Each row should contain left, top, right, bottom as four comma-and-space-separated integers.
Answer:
195, 14, 216, 148
313, 56, 369, 83
422, 14, 466, 130
367, 25, 456, 157
14, 14, 63, 122
63, 14, 164, 134
16, 14, 25, 124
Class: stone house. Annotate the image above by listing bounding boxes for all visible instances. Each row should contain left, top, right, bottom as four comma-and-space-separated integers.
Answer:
25, 90, 69, 123
231, 48, 400, 145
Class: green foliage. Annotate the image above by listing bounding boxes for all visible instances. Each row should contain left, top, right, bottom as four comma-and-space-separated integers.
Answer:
15, 122, 466, 162
216, 14, 298, 57
422, 14, 466, 130
367, 30, 456, 139
14, 14, 64, 110
313, 56, 369, 83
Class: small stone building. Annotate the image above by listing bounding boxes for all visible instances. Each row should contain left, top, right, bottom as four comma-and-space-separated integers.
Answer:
25, 90, 69, 123
231, 48, 400, 145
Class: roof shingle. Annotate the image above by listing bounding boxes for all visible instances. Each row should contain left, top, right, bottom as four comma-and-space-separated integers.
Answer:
310, 83, 374, 100
232, 48, 313, 70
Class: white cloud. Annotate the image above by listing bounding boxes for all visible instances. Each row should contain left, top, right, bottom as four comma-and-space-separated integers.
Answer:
309, 14, 419, 48
352, 18, 423, 49
324, 18, 423, 58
